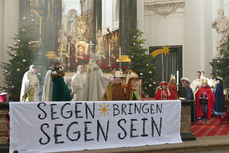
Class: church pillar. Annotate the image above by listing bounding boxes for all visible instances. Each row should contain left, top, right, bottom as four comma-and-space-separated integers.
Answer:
96, 0, 102, 30
42, 0, 62, 51
119, 0, 137, 55
92, 0, 102, 50
92, 0, 97, 50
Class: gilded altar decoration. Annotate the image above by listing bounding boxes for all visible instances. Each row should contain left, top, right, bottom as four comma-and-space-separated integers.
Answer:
75, 16, 88, 41
75, 41, 88, 57
96, 29, 105, 56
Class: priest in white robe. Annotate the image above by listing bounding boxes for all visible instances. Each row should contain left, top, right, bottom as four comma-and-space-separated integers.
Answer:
42, 62, 55, 101
71, 65, 85, 101
20, 65, 40, 102
208, 73, 217, 91
190, 71, 202, 93
83, 52, 113, 101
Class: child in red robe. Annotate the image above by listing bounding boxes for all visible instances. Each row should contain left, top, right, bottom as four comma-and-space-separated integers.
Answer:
155, 81, 171, 100
168, 74, 178, 99
195, 79, 215, 124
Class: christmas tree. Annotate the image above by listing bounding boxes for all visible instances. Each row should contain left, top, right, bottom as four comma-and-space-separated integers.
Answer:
128, 27, 156, 97
1, 22, 42, 101
211, 38, 229, 88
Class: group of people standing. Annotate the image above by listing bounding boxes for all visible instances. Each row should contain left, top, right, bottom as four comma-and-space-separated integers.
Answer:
154, 70, 224, 125
191, 71, 224, 124
20, 52, 114, 102
19, 57, 225, 125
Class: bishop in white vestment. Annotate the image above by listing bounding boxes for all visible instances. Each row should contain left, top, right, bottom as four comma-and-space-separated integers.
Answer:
20, 65, 40, 102
83, 52, 113, 101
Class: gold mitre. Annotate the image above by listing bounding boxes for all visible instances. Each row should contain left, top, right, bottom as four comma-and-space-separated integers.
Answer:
90, 51, 101, 61
201, 79, 208, 85
170, 74, 176, 81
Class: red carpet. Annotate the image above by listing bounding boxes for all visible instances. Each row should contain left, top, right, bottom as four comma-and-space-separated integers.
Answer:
191, 117, 229, 137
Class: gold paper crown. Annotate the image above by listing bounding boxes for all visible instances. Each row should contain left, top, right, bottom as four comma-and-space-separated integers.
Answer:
201, 79, 208, 85
170, 74, 176, 81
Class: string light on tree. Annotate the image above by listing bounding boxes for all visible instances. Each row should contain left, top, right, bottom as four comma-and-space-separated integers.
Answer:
16, 68, 20, 72
22, 59, 26, 62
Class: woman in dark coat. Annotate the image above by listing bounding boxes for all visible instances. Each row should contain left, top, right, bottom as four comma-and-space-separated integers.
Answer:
213, 77, 225, 115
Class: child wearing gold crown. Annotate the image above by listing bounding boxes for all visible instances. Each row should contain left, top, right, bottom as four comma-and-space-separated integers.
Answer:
195, 79, 215, 124
168, 74, 178, 99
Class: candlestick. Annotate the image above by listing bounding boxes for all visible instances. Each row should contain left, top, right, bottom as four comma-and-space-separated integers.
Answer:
108, 43, 111, 66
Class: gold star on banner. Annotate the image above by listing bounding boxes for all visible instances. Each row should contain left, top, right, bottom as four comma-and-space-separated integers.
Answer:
97, 103, 111, 117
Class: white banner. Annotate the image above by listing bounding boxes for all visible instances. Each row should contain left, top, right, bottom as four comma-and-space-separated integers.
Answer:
10, 100, 182, 153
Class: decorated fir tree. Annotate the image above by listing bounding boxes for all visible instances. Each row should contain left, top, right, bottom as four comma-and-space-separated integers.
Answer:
1, 23, 42, 101
128, 28, 156, 97
211, 38, 229, 88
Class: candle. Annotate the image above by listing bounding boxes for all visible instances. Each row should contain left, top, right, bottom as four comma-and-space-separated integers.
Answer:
89, 41, 92, 50
108, 43, 111, 66
119, 47, 121, 70
176, 70, 179, 85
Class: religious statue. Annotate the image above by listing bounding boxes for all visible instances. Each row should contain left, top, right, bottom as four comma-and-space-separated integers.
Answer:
58, 25, 66, 50
96, 29, 104, 55
212, 9, 229, 54
68, 14, 77, 35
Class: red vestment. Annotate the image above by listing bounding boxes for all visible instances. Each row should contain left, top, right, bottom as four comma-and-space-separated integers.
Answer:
168, 83, 178, 99
155, 88, 171, 100
195, 86, 215, 119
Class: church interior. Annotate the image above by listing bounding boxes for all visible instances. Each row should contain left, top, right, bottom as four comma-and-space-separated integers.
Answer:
1, 0, 229, 152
